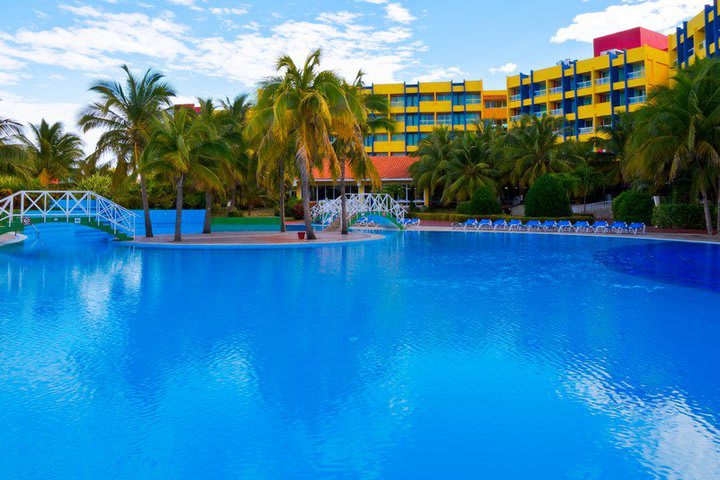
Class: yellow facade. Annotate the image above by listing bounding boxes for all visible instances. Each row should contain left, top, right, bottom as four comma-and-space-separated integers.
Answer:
669, 1, 719, 68
506, 46, 670, 141
365, 80, 508, 156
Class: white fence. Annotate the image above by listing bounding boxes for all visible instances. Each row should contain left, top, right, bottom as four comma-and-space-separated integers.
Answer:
0, 190, 137, 238
310, 193, 407, 228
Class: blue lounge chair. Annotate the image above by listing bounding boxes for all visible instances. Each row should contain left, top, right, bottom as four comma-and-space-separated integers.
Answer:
542, 220, 558, 231
557, 220, 574, 232
525, 220, 542, 231
507, 219, 523, 230
453, 219, 478, 230
592, 221, 609, 233
573, 221, 591, 233
492, 219, 508, 230
401, 218, 421, 228
628, 222, 646, 234
610, 221, 629, 233
477, 219, 493, 230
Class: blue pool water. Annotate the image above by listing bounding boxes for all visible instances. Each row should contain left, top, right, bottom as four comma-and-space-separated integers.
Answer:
1, 225, 720, 479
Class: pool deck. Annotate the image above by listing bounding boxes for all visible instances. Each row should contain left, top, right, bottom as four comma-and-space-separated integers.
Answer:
125, 230, 385, 248
0, 233, 27, 247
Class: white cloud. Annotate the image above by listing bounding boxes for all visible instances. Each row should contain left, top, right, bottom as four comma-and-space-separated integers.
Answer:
385, 3, 415, 24
414, 66, 465, 82
490, 62, 518, 75
209, 7, 248, 16
551, 0, 708, 43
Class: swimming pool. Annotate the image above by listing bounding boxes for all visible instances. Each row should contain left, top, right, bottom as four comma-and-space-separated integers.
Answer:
1, 225, 719, 479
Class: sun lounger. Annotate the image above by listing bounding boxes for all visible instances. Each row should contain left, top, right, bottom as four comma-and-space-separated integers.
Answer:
542, 220, 558, 231
610, 221, 629, 233
477, 219, 493, 230
592, 221, 609, 233
452, 219, 478, 230
492, 219, 508, 230
525, 220, 542, 231
628, 222, 646, 234
557, 220, 574, 232
573, 221, 591, 233
507, 219, 523, 230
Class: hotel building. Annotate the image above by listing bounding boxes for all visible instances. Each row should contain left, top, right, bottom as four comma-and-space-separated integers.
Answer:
669, 0, 719, 67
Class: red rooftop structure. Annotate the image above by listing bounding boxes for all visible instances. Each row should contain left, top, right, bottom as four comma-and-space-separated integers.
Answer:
593, 27, 668, 57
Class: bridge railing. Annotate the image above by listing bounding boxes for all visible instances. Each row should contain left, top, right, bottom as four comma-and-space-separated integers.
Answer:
0, 190, 137, 238
310, 193, 407, 228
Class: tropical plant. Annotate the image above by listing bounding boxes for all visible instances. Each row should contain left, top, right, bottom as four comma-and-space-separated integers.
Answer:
524, 174, 572, 217
18, 119, 83, 184
596, 111, 635, 185
79, 65, 176, 238
409, 127, 453, 199
218, 94, 255, 212
503, 115, 576, 188
0, 117, 30, 178
248, 49, 346, 240
612, 189, 654, 224
468, 185, 502, 215
627, 58, 720, 235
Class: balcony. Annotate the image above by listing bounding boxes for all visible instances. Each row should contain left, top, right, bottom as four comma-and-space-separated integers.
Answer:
510, 94, 521, 102
533, 89, 547, 97
627, 69, 645, 80
550, 108, 564, 117
595, 77, 610, 86
534, 112, 547, 118
577, 80, 592, 89
578, 127, 595, 135
549, 86, 563, 95
628, 95, 647, 105
510, 115, 522, 123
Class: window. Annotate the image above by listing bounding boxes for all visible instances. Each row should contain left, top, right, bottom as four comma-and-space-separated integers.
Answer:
484, 100, 507, 109
364, 135, 373, 147
420, 114, 435, 125
391, 152, 406, 157
452, 113, 466, 125
406, 133, 419, 146
405, 114, 419, 126
419, 133, 430, 140
466, 112, 481, 123
465, 93, 481, 104
419, 94, 434, 102
374, 134, 388, 142
405, 95, 419, 107
391, 134, 405, 142
392, 114, 405, 124
436, 93, 451, 102
452, 93, 465, 106
390, 95, 404, 107
437, 113, 452, 125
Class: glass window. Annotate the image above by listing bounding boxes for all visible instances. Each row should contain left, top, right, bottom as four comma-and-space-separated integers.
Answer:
374, 134, 388, 142
406, 133, 419, 146
392, 114, 405, 124
437, 114, 452, 125
390, 95, 404, 107
419, 94, 434, 102
420, 114, 435, 125
405, 95, 419, 107
466, 93, 482, 104
466, 112, 481, 123
452, 113, 466, 125
452, 93, 465, 106
364, 135, 373, 147
437, 93, 451, 102
391, 134, 404, 142
419, 133, 430, 140
406, 114, 419, 126
484, 100, 507, 109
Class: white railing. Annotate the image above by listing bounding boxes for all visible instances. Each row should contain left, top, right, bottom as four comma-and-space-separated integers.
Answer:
310, 193, 407, 229
509, 94, 521, 102
577, 80, 592, 89
533, 89, 547, 97
628, 95, 647, 105
550, 108, 564, 117
510, 115, 523, 123
0, 190, 137, 238
595, 77, 610, 86
627, 69, 645, 80
549, 86, 563, 95
578, 127, 595, 135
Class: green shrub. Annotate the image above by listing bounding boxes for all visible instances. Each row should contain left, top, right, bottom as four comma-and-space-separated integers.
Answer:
524, 175, 572, 217
455, 201, 472, 215
652, 204, 718, 230
0, 175, 41, 193
226, 209, 243, 218
469, 186, 502, 215
290, 200, 304, 220
408, 212, 594, 223
612, 190, 654, 224
77, 173, 112, 198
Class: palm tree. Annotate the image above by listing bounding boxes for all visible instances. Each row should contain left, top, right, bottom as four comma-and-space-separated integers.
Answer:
18, 120, 83, 184
248, 49, 346, 240
218, 95, 254, 212
409, 127, 453, 202
503, 115, 575, 188
0, 116, 30, 179
435, 126, 499, 204
144, 109, 223, 242
333, 72, 393, 234
627, 58, 720, 235
595, 111, 634, 186
79, 65, 176, 238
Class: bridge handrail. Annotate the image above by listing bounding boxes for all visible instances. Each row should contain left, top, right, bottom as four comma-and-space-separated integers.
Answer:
0, 190, 137, 238
310, 193, 407, 228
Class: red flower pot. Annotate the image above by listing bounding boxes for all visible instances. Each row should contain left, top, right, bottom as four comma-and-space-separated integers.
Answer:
297, 231, 306, 240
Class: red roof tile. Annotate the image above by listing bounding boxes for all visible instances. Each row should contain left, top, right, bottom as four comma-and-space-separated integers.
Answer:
312, 155, 416, 182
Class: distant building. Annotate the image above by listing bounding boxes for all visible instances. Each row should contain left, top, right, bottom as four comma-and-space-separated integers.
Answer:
669, 1, 719, 68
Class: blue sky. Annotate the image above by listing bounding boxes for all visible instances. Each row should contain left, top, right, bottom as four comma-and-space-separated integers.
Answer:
0, 0, 710, 146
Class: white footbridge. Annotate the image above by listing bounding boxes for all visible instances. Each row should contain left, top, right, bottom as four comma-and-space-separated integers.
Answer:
310, 193, 407, 230
0, 190, 137, 238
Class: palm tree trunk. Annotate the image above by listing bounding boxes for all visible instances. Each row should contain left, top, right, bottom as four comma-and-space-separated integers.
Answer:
203, 190, 212, 234
340, 160, 348, 235
229, 182, 237, 210
139, 175, 153, 238
716, 178, 720, 235
295, 150, 316, 240
278, 157, 286, 233
700, 187, 713, 235
174, 174, 184, 242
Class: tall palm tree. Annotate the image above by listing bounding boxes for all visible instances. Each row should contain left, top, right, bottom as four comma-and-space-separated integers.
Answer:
435, 127, 500, 204
595, 111, 634, 186
409, 127, 453, 201
144, 109, 224, 242
248, 49, 347, 240
503, 114, 575, 188
333, 72, 394, 234
627, 58, 720, 235
218, 94, 254, 212
0, 116, 30, 178
79, 65, 176, 238
18, 120, 83, 184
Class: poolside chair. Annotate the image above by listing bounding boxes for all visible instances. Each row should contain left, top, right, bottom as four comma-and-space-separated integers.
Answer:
492, 219, 508, 231
591, 221, 609, 233
477, 219, 493, 230
542, 220, 558, 231
452, 219, 478, 230
628, 222, 646, 235
525, 220, 542, 231
404, 218, 421, 228
573, 221, 591, 233
507, 219, 523, 230
610, 221, 629, 233
557, 220, 574, 232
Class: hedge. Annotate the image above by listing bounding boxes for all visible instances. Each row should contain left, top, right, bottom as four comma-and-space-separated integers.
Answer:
612, 190, 654, 224
524, 175, 572, 217
408, 212, 595, 223
652, 204, 718, 230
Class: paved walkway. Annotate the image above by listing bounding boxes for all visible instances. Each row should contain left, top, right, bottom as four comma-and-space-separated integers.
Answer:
127, 230, 384, 247
0, 233, 26, 247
